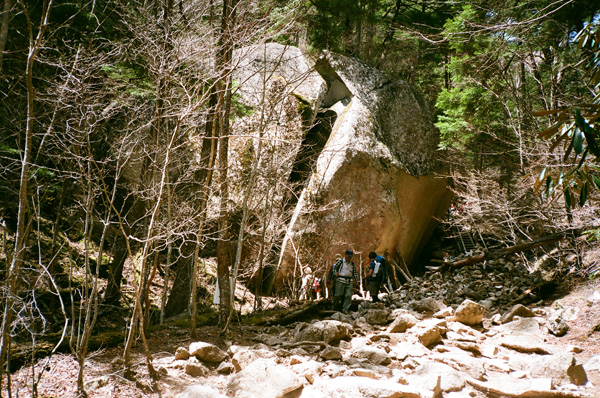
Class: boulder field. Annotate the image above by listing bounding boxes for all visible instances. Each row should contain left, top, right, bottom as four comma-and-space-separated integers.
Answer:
158, 270, 600, 398
168, 296, 599, 398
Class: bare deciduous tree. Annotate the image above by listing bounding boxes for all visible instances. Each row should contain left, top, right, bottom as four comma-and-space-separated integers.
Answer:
0, 0, 54, 391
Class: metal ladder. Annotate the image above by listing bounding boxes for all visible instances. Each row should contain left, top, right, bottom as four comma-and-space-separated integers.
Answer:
455, 226, 487, 254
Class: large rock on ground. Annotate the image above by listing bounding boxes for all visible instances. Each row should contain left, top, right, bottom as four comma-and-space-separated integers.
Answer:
320, 346, 343, 361
454, 299, 485, 325
294, 320, 353, 344
409, 297, 447, 314
498, 317, 542, 335
585, 355, 600, 371
185, 357, 209, 377
387, 313, 418, 333
365, 308, 390, 325
226, 358, 304, 398
352, 347, 392, 365
468, 375, 560, 397
233, 43, 326, 113
175, 347, 190, 360
509, 352, 588, 386
412, 318, 448, 347
500, 304, 535, 324
277, 50, 450, 282
546, 311, 570, 336
290, 359, 323, 384
188, 342, 227, 363
228, 43, 328, 293
231, 348, 277, 372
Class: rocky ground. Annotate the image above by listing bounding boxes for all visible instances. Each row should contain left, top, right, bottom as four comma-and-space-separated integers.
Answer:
5, 261, 600, 398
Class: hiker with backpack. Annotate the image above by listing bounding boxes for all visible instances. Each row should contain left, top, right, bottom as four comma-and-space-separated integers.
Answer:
312, 275, 322, 300
366, 252, 386, 303
330, 249, 358, 313
326, 255, 340, 298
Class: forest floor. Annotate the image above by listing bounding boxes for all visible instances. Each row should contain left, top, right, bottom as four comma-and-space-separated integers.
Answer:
4, 276, 600, 398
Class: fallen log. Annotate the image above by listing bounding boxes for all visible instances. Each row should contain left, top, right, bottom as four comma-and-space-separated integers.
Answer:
247, 301, 326, 326
397, 256, 413, 281
391, 259, 412, 283
447, 230, 578, 269
9, 330, 124, 372
467, 377, 586, 398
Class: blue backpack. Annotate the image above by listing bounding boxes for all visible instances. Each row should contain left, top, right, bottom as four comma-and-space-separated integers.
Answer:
372, 255, 387, 282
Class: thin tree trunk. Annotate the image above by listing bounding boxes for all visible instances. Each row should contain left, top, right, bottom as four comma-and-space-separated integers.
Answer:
75, 160, 94, 396
143, 251, 160, 331
123, 119, 181, 378
216, 77, 232, 326
0, 1, 53, 391
225, 55, 272, 326
224, 120, 261, 329
190, 85, 220, 337
215, 0, 238, 329
75, 144, 119, 396
160, 176, 173, 324
254, 181, 274, 310
355, 0, 362, 58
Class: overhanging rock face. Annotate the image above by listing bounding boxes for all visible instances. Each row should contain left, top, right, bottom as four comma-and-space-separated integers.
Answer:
276, 51, 451, 288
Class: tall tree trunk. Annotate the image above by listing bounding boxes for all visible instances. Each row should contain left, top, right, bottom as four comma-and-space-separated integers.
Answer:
354, 0, 362, 58
216, 77, 232, 326
0, 1, 53, 390
215, 0, 238, 329
122, 119, 182, 378
75, 158, 102, 396
190, 85, 220, 337
0, 0, 13, 71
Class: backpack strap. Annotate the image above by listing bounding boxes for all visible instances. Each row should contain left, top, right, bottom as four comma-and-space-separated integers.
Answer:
328, 259, 342, 283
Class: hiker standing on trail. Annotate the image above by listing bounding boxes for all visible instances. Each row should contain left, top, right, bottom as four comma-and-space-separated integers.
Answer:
299, 266, 313, 300
331, 249, 358, 313
326, 254, 341, 298
365, 252, 386, 303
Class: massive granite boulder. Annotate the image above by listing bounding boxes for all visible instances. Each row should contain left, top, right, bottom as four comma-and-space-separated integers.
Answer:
276, 51, 450, 286
224, 44, 449, 292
